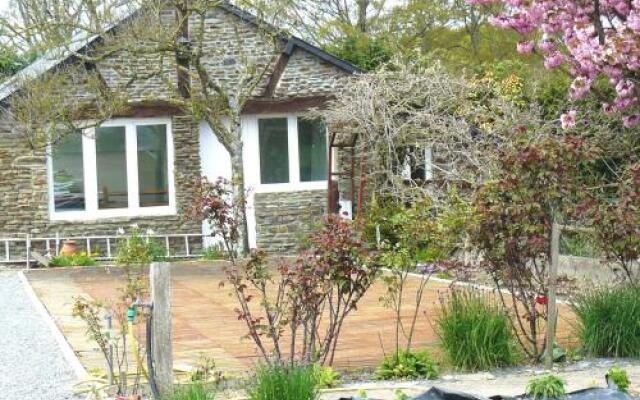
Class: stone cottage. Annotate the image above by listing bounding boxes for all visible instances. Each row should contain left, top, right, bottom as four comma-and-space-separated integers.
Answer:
0, 2, 360, 258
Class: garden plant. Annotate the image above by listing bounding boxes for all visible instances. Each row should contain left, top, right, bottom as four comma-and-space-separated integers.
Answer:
526, 374, 566, 400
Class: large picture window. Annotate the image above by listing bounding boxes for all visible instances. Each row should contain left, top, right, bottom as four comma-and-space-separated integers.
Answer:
257, 115, 328, 188
52, 133, 85, 212
48, 118, 175, 220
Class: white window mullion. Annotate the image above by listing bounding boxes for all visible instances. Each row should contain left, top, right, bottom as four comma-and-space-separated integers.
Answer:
126, 123, 140, 211
425, 147, 434, 181
84, 128, 99, 213
288, 116, 300, 184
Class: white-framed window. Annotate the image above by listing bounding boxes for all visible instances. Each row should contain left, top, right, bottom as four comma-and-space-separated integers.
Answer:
48, 117, 176, 221
248, 114, 328, 193
400, 146, 434, 181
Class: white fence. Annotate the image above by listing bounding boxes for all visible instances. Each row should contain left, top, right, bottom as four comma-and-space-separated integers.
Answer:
0, 233, 207, 267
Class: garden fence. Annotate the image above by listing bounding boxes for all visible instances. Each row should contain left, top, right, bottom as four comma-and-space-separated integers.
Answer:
0, 232, 207, 267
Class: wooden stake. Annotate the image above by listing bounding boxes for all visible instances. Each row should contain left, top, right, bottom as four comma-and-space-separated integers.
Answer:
545, 221, 560, 369
150, 262, 173, 397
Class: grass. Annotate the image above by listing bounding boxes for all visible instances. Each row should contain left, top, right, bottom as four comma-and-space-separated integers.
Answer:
526, 374, 566, 399
248, 364, 318, 400
437, 289, 518, 371
168, 382, 215, 400
571, 285, 640, 358
607, 366, 630, 392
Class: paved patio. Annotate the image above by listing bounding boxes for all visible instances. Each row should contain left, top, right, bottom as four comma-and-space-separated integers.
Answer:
25, 262, 579, 376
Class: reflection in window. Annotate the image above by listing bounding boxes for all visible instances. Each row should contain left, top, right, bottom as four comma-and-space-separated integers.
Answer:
52, 133, 85, 211
298, 119, 327, 182
137, 125, 169, 207
259, 118, 289, 184
96, 126, 128, 209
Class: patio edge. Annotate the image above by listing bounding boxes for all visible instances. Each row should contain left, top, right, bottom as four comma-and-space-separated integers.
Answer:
18, 270, 89, 380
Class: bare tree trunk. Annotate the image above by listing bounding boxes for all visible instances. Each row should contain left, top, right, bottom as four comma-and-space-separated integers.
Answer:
229, 121, 250, 256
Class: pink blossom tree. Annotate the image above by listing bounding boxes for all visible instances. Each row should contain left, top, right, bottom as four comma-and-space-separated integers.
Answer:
469, 0, 640, 128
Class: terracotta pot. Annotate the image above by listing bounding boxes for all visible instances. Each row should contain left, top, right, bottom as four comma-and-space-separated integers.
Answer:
60, 240, 78, 256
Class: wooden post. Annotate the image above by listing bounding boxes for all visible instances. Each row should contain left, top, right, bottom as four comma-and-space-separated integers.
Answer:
150, 262, 173, 397
545, 221, 560, 369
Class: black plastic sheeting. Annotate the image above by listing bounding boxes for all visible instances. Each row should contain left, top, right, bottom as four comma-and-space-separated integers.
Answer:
413, 386, 638, 400
339, 385, 638, 400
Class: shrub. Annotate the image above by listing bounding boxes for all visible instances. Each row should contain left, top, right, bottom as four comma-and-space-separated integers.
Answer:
169, 382, 215, 400
116, 225, 166, 266
607, 367, 630, 392
313, 365, 340, 389
248, 364, 318, 400
571, 285, 640, 358
377, 350, 439, 380
437, 290, 518, 371
50, 252, 97, 267
201, 244, 225, 261
526, 374, 566, 400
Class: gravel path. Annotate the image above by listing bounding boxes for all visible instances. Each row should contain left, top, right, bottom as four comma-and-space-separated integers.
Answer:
0, 270, 81, 399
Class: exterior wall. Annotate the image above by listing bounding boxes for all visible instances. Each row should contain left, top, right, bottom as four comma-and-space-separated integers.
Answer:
0, 114, 201, 238
274, 48, 346, 99
254, 189, 326, 253
0, 4, 350, 252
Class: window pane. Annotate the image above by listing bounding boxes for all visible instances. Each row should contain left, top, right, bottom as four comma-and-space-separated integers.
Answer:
298, 119, 327, 182
137, 124, 169, 207
96, 126, 128, 209
52, 133, 85, 211
259, 118, 289, 184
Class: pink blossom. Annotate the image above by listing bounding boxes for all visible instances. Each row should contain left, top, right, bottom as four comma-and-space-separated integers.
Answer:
569, 77, 592, 100
517, 41, 535, 54
623, 114, 640, 128
544, 51, 566, 69
561, 110, 578, 130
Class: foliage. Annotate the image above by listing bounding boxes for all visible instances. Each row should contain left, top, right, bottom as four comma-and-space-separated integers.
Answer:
169, 382, 216, 400
248, 364, 318, 400
0, 46, 34, 81
375, 194, 467, 354
324, 32, 391, 71
470, 134, 598, 359
187, 177, 244, 262
607, 367, 630, 393
72, 296, 146, 396
201, 244, 227, 261
437, 289, 518, 371
592, 163, 640, 285
224, 214, 378, 365
526, 375, 566, 400
473, 0, 640, 128
50, 252, 97, 267
571, 285, 640, 358
312, 365, 340, 389
376, 349, 439, 380
115, 225, 165, 267
559, 231, 600, 258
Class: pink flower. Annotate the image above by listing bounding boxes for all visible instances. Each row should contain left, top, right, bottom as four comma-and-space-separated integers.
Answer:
623, 114, 640, 128
561, 110, 578, 130
517, 41, 535, 54
569, 77, 592, 100
544, 51, 566, 69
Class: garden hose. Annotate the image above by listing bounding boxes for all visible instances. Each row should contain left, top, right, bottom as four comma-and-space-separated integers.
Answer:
146, 304, 161, 400
126, 306, 149, 381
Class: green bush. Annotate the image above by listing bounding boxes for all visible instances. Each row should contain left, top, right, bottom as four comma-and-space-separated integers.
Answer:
116, 226, 166, 266
526, 374, 566, 399
169, 382, 215, 400
607, 367, 630, 392
201, 244, 226, 261
377, 350, 439, 380
437, 290, 518, 371
249, 364, 318, 400
571, 285, 640, 358
50, 252, 97, 267
313, 365, 340, 389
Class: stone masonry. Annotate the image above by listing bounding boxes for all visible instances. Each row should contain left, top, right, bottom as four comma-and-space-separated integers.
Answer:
254, 190, 327, 253
0, 4, 353, 252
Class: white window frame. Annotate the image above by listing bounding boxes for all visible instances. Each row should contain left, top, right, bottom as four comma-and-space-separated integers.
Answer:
245, 113, 329, 193
47, 117, 176, 221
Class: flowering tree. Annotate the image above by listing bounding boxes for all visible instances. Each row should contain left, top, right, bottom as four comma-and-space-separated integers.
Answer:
469, 0, 640, 128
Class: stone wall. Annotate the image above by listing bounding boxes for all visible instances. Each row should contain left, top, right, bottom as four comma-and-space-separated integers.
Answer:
0, 115, 201, 238
254, 190, 327, 253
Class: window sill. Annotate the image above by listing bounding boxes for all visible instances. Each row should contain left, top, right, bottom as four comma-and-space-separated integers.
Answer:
50, 206, 177, 222
253, 181, 328, 193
